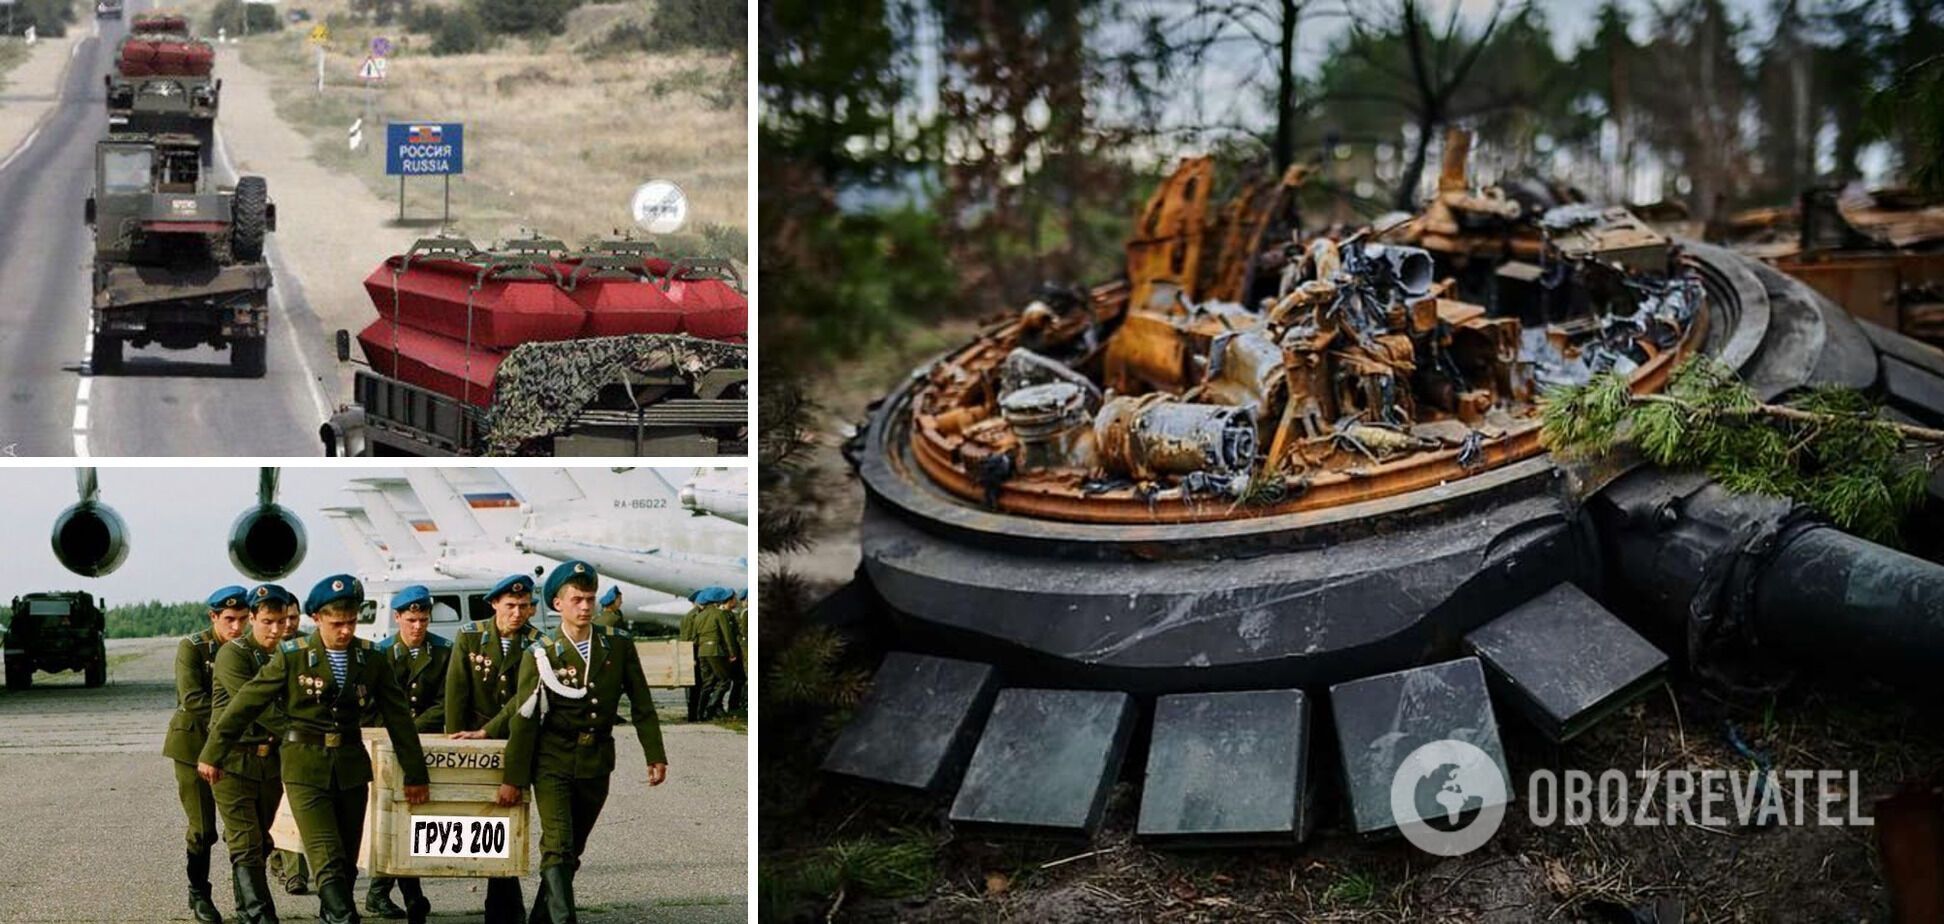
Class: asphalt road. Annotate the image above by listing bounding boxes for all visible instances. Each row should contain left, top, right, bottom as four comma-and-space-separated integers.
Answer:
0, 4, 341, 457
0, 636, 747, 922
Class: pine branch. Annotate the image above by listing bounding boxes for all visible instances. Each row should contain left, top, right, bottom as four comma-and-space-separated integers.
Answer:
1631, 393, 1944, 445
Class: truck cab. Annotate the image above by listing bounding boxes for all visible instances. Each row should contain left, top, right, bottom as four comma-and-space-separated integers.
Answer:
84, 134, 276, 376
4, 592, 109, 690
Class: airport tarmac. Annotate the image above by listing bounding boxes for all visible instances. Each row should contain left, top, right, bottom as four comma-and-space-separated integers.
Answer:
0, 636, 746, 922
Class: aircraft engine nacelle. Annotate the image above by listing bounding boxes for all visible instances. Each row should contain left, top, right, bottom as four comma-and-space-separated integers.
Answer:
229, 503, 307, 580
52, 500, 129, 577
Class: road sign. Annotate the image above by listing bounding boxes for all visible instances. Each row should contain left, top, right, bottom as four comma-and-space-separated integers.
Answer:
308, 24, 328, 45
630, 180, 688, 234
359, 56, 387, 81
386, 123, 463, 176
349, 118, 363, 151
371, 36, 392, 58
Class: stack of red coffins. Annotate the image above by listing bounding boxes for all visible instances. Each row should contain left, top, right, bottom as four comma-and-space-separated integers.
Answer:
355, 239, 748, 409
119, 13, 211, 77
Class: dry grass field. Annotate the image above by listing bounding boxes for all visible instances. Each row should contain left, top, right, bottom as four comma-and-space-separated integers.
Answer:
185, 0, 745, 259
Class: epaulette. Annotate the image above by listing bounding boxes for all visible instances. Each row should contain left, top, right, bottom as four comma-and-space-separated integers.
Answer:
531, 639, 551, 655
429, 632, 453, 648
356, 637, 373, 650
595, 625, 617, 637
185, 632, 202, 644
375, 635, 397, 652
279, 639, 302, 653
465, 621, 489, 635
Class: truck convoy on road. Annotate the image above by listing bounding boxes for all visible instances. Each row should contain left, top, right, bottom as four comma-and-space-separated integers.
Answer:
85, 12, 276, 377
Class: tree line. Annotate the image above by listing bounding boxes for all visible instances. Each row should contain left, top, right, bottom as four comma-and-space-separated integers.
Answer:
761, 0, 1944, 368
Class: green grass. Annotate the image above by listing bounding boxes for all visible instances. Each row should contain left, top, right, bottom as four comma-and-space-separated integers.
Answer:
1322, 869, 1379, 906
760, 830, 939, 922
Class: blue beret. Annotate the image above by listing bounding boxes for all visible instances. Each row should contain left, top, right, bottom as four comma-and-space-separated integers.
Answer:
390, 585, 433, 612
736, 588, 748, 600
207, 585, 250, 611
542, 560, 597, 605
304, 574, 365, 614
487, 574, 534, 601
693, 586, 733, 605
248, 583, 296, 609
599, 586, 620, 607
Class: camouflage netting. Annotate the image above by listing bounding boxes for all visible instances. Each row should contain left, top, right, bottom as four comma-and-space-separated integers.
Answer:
481, 334, 747, 454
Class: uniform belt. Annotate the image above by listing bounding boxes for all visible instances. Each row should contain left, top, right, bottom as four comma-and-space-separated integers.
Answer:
546, 726, 612, 746
284, 729, 350, 748
240, 738, 278, 757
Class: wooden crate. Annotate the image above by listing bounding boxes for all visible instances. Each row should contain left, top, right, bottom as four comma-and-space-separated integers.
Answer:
636, 639, 696, 688
270, 731, 531, 878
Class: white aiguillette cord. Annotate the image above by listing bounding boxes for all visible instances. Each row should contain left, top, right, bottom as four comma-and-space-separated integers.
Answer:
517, 643, 587, 721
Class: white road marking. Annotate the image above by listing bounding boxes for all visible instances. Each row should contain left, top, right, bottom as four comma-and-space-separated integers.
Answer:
0, 127, 42, 173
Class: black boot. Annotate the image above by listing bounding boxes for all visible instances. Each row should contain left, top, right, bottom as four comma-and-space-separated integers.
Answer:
541, 866, 576, 924
232, 864, 280, 924
317, 877, 361, 924
526, 875, 551, 924
187, 849, 225, 924
396, 877, 430, 924
484, 876, 525, 924
363, 877, 406, 919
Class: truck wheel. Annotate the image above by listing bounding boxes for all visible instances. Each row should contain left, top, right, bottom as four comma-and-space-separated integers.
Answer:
91, 334, 122, 375
232, 336, 267, 378
231, 176, 269, 264
85, 644, 106, 688
5, 659, 29, 692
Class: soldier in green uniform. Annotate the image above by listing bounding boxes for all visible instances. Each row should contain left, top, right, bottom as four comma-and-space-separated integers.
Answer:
209, 584, 299, 924
361, 585, 451, 922
266, 597, 312, 897
728, 589, 749, 715
199, 575, 431, 924
692, 588, 740, 720
444, 573, 544, 924
676, 593, 704, 721
167, 585, 251, 924
498, 560, 669, 924
592, 586, 626, 634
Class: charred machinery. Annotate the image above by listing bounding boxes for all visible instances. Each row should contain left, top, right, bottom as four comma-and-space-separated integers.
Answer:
821, 138, 1944, 844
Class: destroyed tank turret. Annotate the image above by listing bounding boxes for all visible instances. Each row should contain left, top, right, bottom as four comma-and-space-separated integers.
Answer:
819, 146, 1944, 845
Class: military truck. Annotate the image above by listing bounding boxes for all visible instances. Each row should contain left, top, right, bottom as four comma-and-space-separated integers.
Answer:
3, 592, 108, 691
97, 0, 126, 19
320, 237, 747, 456
85, 132, 276, 376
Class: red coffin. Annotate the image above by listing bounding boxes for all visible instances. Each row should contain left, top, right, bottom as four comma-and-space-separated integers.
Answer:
120, 39, 214, 77
364, 257, 585, 349
566, 276, 687, 337
356, 320, 502, 409
662, 276, 747, 340
131, 13, 190, 34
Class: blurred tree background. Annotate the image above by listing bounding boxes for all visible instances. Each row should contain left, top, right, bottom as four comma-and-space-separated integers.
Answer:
761, 0, 1943, 372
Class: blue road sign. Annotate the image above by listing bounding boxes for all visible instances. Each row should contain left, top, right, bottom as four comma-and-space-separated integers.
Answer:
385, 122, 464, 176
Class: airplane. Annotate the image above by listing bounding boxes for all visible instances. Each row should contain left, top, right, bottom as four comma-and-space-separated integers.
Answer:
331, 468, 746, 641
52, 467, 306, 580
512, 468, 748, 599
679, 469, 748, 525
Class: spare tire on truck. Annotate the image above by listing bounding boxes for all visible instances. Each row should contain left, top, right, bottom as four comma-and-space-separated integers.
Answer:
231, 176, 269, 264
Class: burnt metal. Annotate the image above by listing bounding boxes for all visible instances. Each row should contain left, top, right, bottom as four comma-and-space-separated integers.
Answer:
1883, 356, 1944, 427
821, 652, 999, 793
948, 688, 1135, 837
1327, 657, 1510, 836
1464, 582, 1669, 742
1136, 689, 1312, 845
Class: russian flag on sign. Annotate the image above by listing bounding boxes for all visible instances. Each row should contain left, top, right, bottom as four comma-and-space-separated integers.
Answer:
408, 124, 443, 144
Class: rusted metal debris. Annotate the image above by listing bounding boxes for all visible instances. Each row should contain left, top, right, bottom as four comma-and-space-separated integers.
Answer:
905, 133, 1705, 523
1725, 185, 1944, 345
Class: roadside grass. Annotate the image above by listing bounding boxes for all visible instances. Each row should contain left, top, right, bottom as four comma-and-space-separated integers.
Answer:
0, 41, 27, 90
760, 828, 939, 922
180, 0, 745, 258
